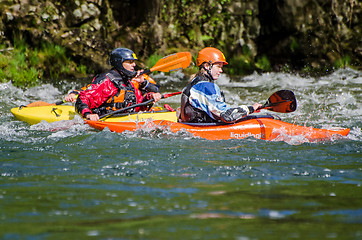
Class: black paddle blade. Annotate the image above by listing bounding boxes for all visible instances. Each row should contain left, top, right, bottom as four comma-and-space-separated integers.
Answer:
263, 90, 297, 113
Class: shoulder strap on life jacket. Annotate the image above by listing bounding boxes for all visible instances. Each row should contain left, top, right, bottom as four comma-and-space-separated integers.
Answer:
182, 75, 206, 97
179, 75, 215, 123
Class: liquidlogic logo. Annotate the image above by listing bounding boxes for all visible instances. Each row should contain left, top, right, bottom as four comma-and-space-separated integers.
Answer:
230, 132, 264, 139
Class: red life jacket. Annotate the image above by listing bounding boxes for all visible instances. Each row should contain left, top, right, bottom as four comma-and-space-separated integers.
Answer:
76, 70, 151, 117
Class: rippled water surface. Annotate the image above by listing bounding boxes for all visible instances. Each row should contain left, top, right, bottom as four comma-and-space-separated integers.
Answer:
1, 68, 361, 239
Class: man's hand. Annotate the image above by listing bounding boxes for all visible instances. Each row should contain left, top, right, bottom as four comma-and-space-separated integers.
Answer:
86, 114, 100, 121
132, 71, 145, 83
253, 103, 263, 113
65, 93, 78, 102
150, 92, 162, 102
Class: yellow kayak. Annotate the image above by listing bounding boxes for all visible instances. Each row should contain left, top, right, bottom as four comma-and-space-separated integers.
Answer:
11, 105, 177, 125
11, 105, 77, 125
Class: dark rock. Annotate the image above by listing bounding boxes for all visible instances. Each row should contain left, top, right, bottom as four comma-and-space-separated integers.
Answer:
1, 0, 360, 79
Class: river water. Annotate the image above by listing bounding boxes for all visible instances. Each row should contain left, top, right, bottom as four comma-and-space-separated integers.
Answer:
1, 68, 361, 239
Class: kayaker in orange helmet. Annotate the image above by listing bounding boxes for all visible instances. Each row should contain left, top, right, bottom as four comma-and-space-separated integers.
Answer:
75, 48, 162, 121
179, 47, 262, 123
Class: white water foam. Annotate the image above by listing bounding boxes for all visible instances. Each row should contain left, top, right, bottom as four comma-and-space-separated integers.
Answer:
119, 118, 194, 140
16, 115, 90, 141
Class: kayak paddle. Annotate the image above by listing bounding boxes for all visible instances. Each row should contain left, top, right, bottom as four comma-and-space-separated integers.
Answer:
99, 91, 182, 119
24, 52, 191, 108
258, 90, 297, 113
140, 52, 192, 75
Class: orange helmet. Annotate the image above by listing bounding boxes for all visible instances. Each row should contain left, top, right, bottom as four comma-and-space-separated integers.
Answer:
196, 47, 228, 67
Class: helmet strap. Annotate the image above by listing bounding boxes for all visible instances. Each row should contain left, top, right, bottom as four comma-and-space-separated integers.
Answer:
119, 62, 137, 79
202, 61, 214, 81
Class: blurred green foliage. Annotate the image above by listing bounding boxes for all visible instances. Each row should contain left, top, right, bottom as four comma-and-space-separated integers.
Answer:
0, 36, 89, 87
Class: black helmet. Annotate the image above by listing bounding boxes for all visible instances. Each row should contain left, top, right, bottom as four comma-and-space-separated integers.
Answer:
110, 48, 138, 78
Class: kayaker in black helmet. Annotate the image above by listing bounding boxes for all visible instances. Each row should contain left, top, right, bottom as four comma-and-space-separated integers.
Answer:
179, 47, 262, 123
75, 47, 162, 121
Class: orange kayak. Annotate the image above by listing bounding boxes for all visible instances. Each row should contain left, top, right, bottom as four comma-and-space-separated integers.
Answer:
86, 115, 350, 142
